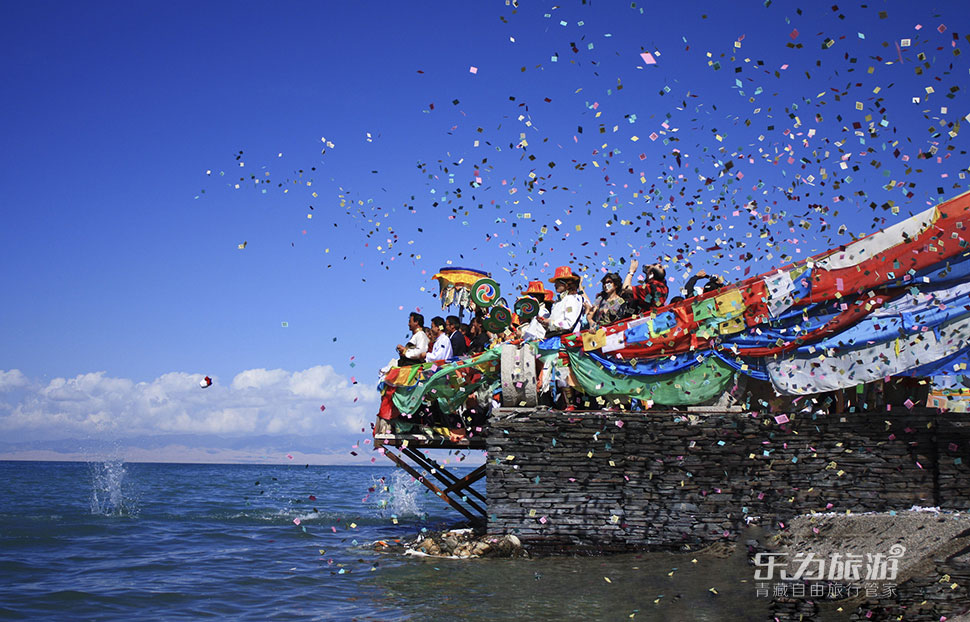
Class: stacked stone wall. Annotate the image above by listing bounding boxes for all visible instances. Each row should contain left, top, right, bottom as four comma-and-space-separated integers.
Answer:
485, 407, 970, 553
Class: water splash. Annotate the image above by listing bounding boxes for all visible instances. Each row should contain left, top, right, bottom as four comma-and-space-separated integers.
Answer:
373, 471, 425, 519
89, 459, 136, 516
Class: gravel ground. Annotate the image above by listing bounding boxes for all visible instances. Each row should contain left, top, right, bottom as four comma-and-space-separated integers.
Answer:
768, 509, 970, 585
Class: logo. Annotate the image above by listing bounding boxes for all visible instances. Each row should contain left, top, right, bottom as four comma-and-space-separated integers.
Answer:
753, 544, 905, 599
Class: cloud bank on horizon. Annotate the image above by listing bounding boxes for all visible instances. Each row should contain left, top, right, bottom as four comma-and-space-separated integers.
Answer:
0, 367, 378, 464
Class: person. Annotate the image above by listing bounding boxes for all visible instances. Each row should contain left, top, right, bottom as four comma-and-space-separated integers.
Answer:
467, 316, 489, 354
585, 272, 627, 328
445, 315, 467, 357
538, 266, 584, 337
622, 258, 668, 315
684, 270, 726, 298
534, 266, 585, 410
518, 280, 554, 341
423, 316, 453, 362
395, 312, 428, 366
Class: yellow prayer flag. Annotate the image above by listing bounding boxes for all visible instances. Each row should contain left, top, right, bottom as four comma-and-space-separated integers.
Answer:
715, 289, 744, 315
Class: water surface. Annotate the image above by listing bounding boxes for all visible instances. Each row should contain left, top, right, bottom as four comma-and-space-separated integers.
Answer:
0, 461, 766, 621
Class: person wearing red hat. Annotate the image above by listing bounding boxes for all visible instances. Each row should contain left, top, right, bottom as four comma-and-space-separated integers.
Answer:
520, 280, 554, 300
537, 266, 585, 410
538, 266, 584, 337
518, 280, 554, 341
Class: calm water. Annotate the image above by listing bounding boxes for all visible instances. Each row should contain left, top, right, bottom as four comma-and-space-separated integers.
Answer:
0, 461, 765, 621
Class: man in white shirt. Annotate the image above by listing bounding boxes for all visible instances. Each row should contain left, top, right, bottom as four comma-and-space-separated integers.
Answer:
536, 266, 585, 410
396, 312, 429, 366
538, 266, 584, 337
424, 316, 453, 362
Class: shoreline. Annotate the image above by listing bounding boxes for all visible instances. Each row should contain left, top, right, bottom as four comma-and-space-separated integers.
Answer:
380, 509, 970, 621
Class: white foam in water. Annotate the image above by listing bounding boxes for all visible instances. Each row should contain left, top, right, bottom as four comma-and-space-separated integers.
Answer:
89, 459, 136, 516
374, 471, 424, 519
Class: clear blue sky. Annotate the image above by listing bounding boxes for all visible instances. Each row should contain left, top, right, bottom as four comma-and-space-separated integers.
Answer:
1, 1, 968, 463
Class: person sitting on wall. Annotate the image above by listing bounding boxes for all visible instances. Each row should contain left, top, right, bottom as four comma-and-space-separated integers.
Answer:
423, 316, 453, 363
446, 315, 468, 357
395, 312, 428, 366
585, 272, 628, 329
467, 316, 490, 354
518, 280, 555, 341
622, 257, 668, 315
538, 267, 584, 337
684, 270, 726, 298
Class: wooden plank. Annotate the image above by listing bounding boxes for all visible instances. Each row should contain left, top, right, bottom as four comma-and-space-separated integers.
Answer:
382, 448, 480, 522
417, 454, 487, 505
374, 433, 487, 450
443, 464, 486, 497
401, 446, 488, 517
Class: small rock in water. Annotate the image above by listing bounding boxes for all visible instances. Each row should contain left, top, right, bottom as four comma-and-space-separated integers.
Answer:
441, 534, 459, 554
471, 541, 491, 557
392, 528, 526, 559
417, 538, 440, 556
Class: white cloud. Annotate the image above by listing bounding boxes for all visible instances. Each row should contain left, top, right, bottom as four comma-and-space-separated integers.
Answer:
0, 369, 28, 391
231, 368, 289, 391
0, 366, 377, 444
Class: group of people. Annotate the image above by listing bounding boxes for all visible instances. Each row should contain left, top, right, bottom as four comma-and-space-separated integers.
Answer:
395, 256, 729, 367
395, 313, 490, 367
518, 258, 727, 340
383, 258, 732, 429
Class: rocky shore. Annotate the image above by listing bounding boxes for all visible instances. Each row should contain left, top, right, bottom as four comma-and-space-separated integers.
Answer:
762, 509, 970, 621
374, 526, 529, 559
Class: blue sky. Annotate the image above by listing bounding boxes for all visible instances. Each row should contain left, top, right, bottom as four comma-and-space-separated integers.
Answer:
1, 1, 968, 463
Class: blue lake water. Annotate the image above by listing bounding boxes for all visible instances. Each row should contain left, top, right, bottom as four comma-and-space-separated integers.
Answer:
0, 461, 766, 621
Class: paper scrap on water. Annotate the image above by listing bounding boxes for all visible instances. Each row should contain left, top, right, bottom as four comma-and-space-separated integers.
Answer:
640, 52, 656, 65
